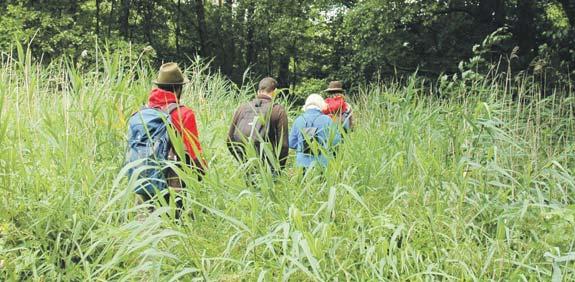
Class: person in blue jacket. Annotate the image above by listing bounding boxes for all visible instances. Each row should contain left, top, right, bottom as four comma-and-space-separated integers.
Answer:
289, 94, 342, 169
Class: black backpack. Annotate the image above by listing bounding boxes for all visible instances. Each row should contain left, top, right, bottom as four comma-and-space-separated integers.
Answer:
231, 99, 273, 146
300, 115, 322, 155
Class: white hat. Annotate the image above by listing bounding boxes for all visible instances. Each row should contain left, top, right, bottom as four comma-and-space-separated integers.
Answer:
303, 94, 327, 111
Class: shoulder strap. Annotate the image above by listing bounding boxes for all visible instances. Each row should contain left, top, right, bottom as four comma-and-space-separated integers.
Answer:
164, 103, 181, 115
250, 99, 273, 115
129, 105, 149, 118
251, 99, 274, 139
129, 104, 180, 120
252, 98, 272, 108
304, 113, 322, 127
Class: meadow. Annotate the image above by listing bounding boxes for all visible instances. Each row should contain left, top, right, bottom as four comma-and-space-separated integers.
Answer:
1, 46, 575, 281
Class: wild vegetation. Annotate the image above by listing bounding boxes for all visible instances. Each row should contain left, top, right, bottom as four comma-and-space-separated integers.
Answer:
1, 44, 574, 280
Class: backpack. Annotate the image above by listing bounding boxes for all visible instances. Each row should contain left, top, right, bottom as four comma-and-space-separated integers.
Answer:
338, 107, 353, 132
231, 99, 273, 147
300, 115, 322, 155
125, 103, 180, 196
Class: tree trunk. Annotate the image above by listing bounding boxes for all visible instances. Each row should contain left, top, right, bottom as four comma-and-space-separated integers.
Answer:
515, 0, 537, 60
108, 0, 116, 37
265, 12, 273, 75
119, 0, 131, 39
68, 1, 78, 22
278, 55, 290, 88
478, 0, 505, 28
195, 0, 208, 57
330, 16, 344, 74
291, 44, 298, 89
292, 49, 298, 90
96, 0, 101, 36
143, 0, 154, 44
245, 3, 255, 66
560, 0, 575, 27
221, 1, 234, 77
176, 0, 181, 54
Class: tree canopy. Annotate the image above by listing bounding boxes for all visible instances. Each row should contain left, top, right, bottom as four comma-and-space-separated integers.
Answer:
1, 0, 574, 88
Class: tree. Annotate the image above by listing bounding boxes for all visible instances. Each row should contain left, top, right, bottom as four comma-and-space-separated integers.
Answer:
142, 0, 154, 44
559, 0, 575, 27
195, 0, 208, 57
515, 0, 538, 60
119, 0, 130, 39
0, 0, 573, 87
96, 0, 101, 35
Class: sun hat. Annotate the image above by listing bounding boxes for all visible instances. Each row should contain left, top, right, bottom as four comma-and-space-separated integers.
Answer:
303, 94, 327, 111
152, 62, 190, 85
325, 81, 344, 93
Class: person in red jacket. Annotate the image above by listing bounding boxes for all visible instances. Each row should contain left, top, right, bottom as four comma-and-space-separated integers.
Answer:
141, 62, 206, 218
323, 81, 353, 132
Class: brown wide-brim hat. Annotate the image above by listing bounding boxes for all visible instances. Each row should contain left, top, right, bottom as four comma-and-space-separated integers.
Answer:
152, 62, 190, 85
325, 80, 344, 93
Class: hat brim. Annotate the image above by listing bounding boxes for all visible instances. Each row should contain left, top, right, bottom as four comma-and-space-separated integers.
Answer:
325, 88, 344, 92
153, 77, 190, 85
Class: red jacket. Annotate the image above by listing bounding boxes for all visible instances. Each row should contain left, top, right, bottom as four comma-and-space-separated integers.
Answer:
148, 88, 202, 160
323, 95, 349, 115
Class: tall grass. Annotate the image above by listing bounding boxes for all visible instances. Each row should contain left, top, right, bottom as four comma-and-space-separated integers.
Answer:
1, 44, 574, 281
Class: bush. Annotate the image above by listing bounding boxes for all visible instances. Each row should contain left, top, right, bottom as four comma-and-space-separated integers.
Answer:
292, 78, 326, 104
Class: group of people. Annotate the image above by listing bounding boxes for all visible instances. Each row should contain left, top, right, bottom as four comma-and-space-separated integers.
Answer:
125, 63, 353, 216
226, 77, 352, 176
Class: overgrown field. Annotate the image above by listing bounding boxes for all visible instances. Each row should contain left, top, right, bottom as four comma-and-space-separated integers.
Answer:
1, 48, 575, 281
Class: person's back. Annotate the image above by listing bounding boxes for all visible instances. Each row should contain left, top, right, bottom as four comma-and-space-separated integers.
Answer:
289, 94, 341, 169
227, 77, 289, 174
126, 62, 205, 219
323, 81, 353, 132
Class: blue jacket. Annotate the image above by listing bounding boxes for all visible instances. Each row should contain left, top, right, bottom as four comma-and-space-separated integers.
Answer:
289, 109, 341, 168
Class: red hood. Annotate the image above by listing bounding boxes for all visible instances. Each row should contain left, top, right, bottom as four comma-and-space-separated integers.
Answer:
148, 88, 178, 108
323, 95, 348, 114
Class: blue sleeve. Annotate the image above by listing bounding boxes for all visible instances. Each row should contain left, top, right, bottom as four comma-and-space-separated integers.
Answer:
289, 118, 300, 149
319, 116, 341, 147
329, 119, 342, 146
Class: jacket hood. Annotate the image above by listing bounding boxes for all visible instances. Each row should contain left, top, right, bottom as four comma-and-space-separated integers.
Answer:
323, 95, 348, 114
148, 88, 178, 108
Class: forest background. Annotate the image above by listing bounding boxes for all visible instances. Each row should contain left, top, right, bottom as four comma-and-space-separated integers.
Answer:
1, 0, 575, 94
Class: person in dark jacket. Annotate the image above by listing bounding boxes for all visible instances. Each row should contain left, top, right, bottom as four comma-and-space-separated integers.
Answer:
227, 77, 289, 180
289, 94, 341, 169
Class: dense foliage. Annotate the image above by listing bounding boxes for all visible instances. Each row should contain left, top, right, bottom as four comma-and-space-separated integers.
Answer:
1, 44, 574, 280
1, 0, 575, 89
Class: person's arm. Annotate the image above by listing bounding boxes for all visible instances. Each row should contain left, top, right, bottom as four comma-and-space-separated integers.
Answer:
227, 108, 240, 148
289, 117, 299, 150
177, 109, 206, 173
182, 111, 202, 155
